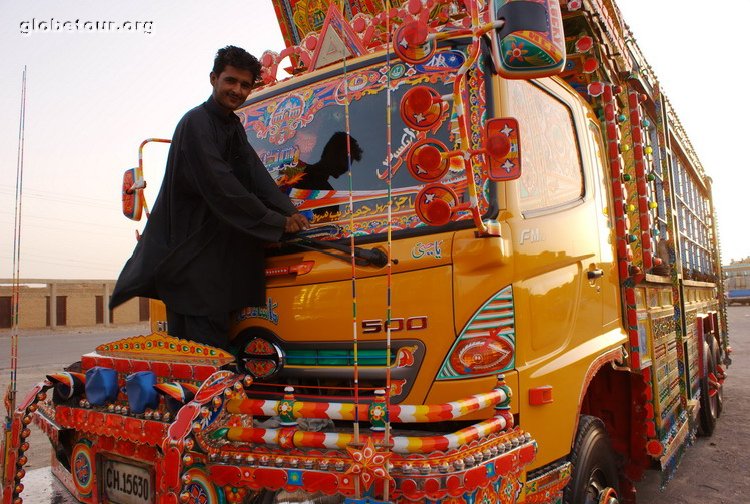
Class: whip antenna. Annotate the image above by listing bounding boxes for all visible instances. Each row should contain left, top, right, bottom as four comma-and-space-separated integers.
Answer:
340, 7, 363, 499
7, 66, 28, 422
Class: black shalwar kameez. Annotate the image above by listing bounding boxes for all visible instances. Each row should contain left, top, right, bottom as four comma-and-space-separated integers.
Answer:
110, 96, 297, 346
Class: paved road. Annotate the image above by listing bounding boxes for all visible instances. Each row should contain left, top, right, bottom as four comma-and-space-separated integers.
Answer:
2, 308, 748, 502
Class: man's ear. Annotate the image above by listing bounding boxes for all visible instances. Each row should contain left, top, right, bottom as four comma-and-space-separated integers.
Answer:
210, 71, 217, 86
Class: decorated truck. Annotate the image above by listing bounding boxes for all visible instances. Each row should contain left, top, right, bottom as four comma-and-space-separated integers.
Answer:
724, 258, 750, 305
1, 0, 729, 503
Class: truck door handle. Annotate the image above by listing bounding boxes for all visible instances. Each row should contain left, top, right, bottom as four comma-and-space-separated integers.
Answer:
587, 269, 604, 280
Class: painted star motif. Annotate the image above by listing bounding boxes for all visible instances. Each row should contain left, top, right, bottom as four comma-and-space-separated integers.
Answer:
413, 113, 426, 123
506, 41, 528, 63
424, 192, 436, 203
345, 437, 393, 490
500, 125, 514, 136
416, 164, 427, 175
501, 160, 515, 173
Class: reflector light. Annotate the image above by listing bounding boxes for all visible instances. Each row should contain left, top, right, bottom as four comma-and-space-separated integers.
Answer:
414, 184, 460, 227
265, 261, 314, 277
394, 21, 436, 65
403, 21, 428, 47
409, 87, 436, 115
449, 333, 513, 375
400, 86, 444, 131
406, 139, 450, 183
487, 134, 511, 160
529, 386, 554, 405
438, 286, 516, 380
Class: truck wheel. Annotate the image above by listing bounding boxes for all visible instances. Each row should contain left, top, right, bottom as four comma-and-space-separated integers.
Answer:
564, 415, 620, 504
698, 339, 722, 436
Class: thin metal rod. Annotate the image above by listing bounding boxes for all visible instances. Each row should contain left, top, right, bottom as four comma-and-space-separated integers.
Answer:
9, 66, 28, 420
383, 2, 394, 501
340, 8, 362, 500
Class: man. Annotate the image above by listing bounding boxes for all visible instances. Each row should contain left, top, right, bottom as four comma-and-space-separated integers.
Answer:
110, 46, 308, 348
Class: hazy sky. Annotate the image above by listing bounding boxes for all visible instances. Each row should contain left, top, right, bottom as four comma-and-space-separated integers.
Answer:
1, 1, 747, 280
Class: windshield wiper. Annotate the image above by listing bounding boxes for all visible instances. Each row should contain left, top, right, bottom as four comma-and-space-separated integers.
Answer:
286, 226, 389, 267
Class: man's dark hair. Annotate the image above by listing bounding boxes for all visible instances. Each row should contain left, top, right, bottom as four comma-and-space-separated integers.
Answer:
212, 45, 262, 82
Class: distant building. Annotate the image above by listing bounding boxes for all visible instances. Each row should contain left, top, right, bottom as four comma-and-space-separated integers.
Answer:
0, 279, 148, 329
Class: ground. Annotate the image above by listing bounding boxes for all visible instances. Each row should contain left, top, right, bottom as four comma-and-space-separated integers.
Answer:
1, 307, 748, 502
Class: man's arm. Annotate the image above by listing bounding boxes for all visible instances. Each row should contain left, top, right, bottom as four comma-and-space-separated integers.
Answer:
235, 123, 309, 233
180, 114, 300, 242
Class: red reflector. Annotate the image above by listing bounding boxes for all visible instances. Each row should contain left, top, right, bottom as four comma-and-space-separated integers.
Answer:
416, 144, 444, 175
646, 439, 664, 457
425, 198, 452, 226
403, 21, 428, 47
448, 335, 513, 375
265, 261, 314, 277
410, 86, 435, 115
529, 386, 553, 405
487, 134, 511, 160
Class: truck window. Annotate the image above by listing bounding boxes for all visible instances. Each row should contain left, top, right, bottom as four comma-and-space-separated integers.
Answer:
240, 54, 491, 235
506, 80, 584, 215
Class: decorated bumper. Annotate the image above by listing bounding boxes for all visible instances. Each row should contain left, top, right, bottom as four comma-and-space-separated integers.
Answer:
1, 335, 554, 503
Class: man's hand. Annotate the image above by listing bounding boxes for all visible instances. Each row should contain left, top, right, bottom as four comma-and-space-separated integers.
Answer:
285, 213, 310, 233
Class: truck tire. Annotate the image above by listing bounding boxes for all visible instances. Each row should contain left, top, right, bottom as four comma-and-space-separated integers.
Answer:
698, 339, 722, 436
564, 415, 620, 504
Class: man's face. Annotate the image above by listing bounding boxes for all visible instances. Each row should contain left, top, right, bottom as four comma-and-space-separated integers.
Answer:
210, 65, 255, 112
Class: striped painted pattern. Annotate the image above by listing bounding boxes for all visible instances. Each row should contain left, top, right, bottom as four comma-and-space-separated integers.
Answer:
225, 388, 505, 423
226, 415, 508, 454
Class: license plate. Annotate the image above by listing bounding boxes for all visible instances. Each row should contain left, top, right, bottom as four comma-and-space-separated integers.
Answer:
101, 458, 153, 504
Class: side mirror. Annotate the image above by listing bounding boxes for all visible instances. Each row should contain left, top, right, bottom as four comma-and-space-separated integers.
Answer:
490, 0, 566, 78
485, 118, 521, 181
122, 168, 145, 221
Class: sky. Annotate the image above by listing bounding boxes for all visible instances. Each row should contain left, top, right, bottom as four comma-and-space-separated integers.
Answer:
0, 0, 748, 280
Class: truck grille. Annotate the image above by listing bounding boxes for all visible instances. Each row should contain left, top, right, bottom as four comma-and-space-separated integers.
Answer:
236, 332, 425, 404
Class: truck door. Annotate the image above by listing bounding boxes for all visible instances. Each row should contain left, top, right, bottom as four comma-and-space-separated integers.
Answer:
586, 119, 620, 328
505, 78, 606, 359
504, 77, 620, 466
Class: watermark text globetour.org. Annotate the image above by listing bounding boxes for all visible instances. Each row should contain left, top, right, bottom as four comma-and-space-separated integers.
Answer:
20, 18, 153, 35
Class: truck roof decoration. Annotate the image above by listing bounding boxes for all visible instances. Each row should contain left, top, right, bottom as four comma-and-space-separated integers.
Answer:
262, 0, 566, 82
560, 0, 706, 181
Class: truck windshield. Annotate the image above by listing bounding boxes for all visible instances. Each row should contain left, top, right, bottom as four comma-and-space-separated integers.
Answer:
239, 50, 490, 237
